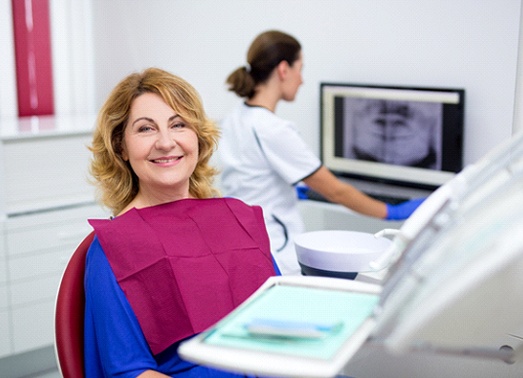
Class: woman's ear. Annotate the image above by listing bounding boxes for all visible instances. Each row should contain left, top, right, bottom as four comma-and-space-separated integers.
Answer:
276, 60, 289, 80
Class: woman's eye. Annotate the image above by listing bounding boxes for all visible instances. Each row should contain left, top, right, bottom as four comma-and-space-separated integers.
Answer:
138, 125, 154, 133
171, 122, 186, 129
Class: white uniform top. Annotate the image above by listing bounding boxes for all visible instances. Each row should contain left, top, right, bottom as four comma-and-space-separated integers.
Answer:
218, 103, 322, 275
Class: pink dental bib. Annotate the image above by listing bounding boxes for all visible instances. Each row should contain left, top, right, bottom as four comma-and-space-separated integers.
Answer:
89, 197, 275, 355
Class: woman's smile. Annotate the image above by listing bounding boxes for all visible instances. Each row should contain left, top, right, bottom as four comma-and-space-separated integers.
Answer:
150, 155, 183, 165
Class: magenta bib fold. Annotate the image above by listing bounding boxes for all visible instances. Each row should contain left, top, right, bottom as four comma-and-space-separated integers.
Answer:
88, 197, 275, 355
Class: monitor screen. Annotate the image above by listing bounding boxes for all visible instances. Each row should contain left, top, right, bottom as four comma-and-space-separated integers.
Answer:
320, 83, 465, 189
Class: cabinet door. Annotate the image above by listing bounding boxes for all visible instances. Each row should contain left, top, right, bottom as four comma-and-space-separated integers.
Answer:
6, 204, 108, 353
0, 226, 10, 357
0, 308, 10, 358
2, 133, 94, 215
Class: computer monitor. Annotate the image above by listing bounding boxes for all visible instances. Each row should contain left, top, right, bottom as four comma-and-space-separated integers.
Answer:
320, 82, 465, 189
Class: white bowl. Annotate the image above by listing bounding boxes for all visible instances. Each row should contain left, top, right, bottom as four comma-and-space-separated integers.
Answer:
294, 230, 392, 273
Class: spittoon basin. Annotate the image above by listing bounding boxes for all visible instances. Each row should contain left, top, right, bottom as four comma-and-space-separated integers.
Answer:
294, 230, 392, 275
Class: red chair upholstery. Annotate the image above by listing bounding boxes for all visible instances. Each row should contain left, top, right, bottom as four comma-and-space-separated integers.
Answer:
54, 231, 94, 378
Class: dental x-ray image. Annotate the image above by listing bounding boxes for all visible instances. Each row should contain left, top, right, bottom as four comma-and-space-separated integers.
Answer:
341, 98, 443, 169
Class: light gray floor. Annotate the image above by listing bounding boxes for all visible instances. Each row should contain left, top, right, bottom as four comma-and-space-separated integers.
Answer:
25, 369, 60, 378
0, 346, 59, 378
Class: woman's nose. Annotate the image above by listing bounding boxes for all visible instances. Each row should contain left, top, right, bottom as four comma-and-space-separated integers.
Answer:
155, 129, 176, 150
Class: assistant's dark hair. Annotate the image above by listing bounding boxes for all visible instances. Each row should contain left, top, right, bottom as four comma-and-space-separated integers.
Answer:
226, 30, 301, 99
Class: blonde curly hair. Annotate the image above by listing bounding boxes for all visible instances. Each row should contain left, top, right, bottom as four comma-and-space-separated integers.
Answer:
89, 67, 220, 215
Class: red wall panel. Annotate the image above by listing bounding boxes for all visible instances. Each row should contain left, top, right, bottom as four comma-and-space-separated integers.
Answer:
12, 0, 55, 116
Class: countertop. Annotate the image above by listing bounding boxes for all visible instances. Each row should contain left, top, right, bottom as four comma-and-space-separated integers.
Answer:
0, 115, 97, 141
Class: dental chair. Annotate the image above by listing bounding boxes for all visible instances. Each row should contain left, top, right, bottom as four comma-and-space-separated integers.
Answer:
54, 232, 94, 378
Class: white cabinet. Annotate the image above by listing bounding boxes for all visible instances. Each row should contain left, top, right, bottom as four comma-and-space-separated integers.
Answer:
0, 115, 110, 357
6, 204, 107, 353
0, 115, 97, 216
0, 225, 10, 358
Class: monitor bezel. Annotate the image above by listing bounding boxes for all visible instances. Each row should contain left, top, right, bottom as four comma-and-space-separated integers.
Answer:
320, 82, 465, 190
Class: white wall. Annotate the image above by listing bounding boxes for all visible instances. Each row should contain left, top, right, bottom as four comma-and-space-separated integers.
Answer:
50, 0, 96, 116
0, 0, 18, 119
513, 1, 523, 134
89, 0, 521, 166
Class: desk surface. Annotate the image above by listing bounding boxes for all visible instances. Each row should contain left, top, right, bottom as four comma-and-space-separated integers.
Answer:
339, 177, 434, 201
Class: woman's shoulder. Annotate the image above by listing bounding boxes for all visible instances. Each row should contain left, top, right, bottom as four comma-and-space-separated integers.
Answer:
85, 236, 110, 274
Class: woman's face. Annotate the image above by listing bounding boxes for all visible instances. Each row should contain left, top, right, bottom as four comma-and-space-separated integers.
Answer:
121, 92, 199, 199
282, 52, 304, 102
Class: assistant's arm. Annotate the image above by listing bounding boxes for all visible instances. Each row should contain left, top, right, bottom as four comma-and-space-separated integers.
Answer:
303, 166, 388, 218
303, 166, 425, 220
302, 166, 425, 220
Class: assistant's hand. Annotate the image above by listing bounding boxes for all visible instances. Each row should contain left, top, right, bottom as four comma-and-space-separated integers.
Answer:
385, 198, 426, 220
295, 185, 309, 200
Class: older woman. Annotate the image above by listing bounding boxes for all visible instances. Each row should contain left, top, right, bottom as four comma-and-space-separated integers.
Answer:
85, 67, 277, 377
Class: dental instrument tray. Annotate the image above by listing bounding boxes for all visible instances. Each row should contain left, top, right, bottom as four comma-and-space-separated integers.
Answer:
179, 275, 381, 378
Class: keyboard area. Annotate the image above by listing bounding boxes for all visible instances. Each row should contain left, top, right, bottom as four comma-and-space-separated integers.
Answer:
300, 187, 410, 205
365, 192, 411, 205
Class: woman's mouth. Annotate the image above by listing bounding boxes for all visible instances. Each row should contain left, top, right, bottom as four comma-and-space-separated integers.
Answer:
150, 156, 182, 164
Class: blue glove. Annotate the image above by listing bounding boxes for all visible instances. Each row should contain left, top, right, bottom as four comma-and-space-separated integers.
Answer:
295, 185, 309, 200
386, 198, 426, 220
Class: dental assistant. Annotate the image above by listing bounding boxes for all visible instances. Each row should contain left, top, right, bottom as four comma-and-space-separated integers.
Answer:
219, 30, 424, 275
